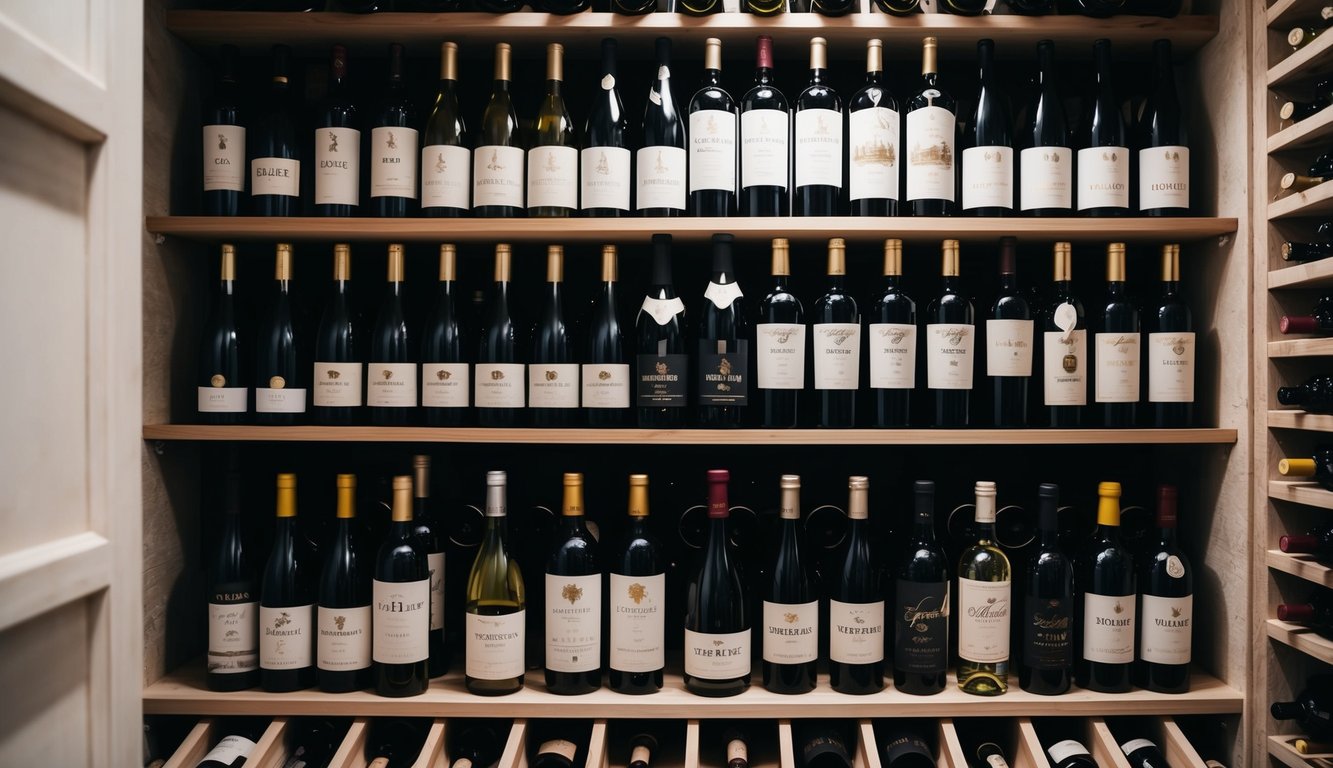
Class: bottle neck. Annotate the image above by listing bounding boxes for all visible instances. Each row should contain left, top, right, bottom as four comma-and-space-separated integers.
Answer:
864, 69, 883, 87
754, 66, 773, 86
941, 274, 960, 292
1107, 280, 1126, 298
808, 67, 827, 86
707, 515, 728, 555
1161, 279, 1180, 298
701, 68, 722, 89
546, 79, 564, 97
1038, 502, 1059, 546
999, 272, 1017, 292
651, 250, 673, 288
1037, 47, 1055, 91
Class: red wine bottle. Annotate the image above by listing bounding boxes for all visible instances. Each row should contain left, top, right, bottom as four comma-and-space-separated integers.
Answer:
905, 37, 956, 217
250, 45, 300, 217
892, 481, 949, 695
961, 39, 1014, 217
638, 38, 687, 217
1020, 483, 1073, 695
608, 474, 665, 694
794, 37, 843, 216
1271, 677, 1333, 740
582, 39, 632, 218
1279, 448, 1333, 490
848, 39, 899, 217
476, 245, 524, 428
1135, 40, 1190, 217
1280, 296, 1333, 335
740, 35, 790, 217
312, 245, 362, 426
314, 45, 359, 217
317, 473, 371, 693
1278, 590, 1333, 629
1281, 527, 1333, 561
756, 238, 803, 429
368, 245, 417, 426
1077, 40, 1129, 217
529, 246, 577, 428
987, 237, 1032, 427
684, 470, 750, 697
869, 240, 915, 427
374, 475, 430, 697
1095, 243, 1140, 428
203, 45, 244, 216
829, 476, 885, 694
812, 238, 860, 428
926, 240, 974, 427
1278, 375, 1333, 413
761, 475, 817, 694
1282, 222, 1333, 261
370, 43, 419, 218
1042, 242, 1086, 427
412, 456, 449, 678
198, 244, 247, 424
635, 235, 688, 428
1137, 485, 1192, 694
1148, 244, 1194, 427
544, 473, 602, 694
254, 243, 305, 426
1020, 41, 1072, 217
688, 39, 737, 217
584, 246, 631, 427
208, 468, 259, 691
696, 234, 749, 427
1074, 481, 1135, 693
261, 474, 316, 692
421, 245, 469, 427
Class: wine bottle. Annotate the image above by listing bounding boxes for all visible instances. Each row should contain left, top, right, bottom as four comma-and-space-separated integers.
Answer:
370, 43, 418, 218
988, 238, 1032, 427
536, 0, 590, 15
684, 469, 750, 697
1020, 41, 1072, 217
1272, 678, 1333, 740
448, 719, 511, 768
609, 474, 665, 694
250, 45, 300, 216
1136, 40, 1189, 216
412, 456, 448, 677
636, 235, 688, 428
474, 44, 525, 218
813, 238, 860, 428
255, 243, 305, 426
697, 234, 749, 427
312, 244, 361, 426
721, 727, 750, 768
526, 43, 576, 218
962, 40, 1014, 217
1138, 484, 1192, 694
756, 238, 804, 429
1004, 0, 1053, 12
203, 45, 244, 216
626, 733, 658, 768
743, 0, 784, 16
528, 721, 592, 768
261, 473, 316, 692
906, 37, 957, 217
422, 244, 469, 427
196, 719, 269, 768
317, 473, 372, 693
1279, 79, 1333, 124
810, 0, 853, 16
1046, 740, 1097, 768
1278, 590, 1333, 629
848, 39, 899, 217
1282, 222, 1333, 261
677, 0, 722, 18
364, 718, 431, 768
198, 244, 247, 424
585, 245, 631, 427
208, 469, 259, 692
465, 471, 526, 696
374, 475, 429, 697
794, 38, 843, 216
880, 728, 934, 768
1148, 244, 1194, 427
314, 45, 359, 217
1280, 295, 1333, 334
1120, 739, 1170, 768
926, 239, 975, 427
476, 244, 525, 428
874, 0, 920, 14
1282, 170, 1332, 193
421, 42, 470, 218
893, 481, 949, 695
1279, 450, 1333, 490
545, 472, 602, 694
1278, 375, 1333, 413
283, 718, 348, 768
1020, 483, 1074, 695
1042, 242, 1086, 427
1095, 243, 1140, 428
1295, 738, 1333, 755
368, 244, 417, 426
612, 0, 655, 16
828, 476, 885, 694
870, 239, 915, 427
795, 721, 852, 768
1078, 40, 1130, 217
740, 35, 790, 218
583, 39, 632, 218
958, 481, 1011, 695
688, 39, 737, 217
762, 475, 817, 694
976, 744, 1010, 768
529, 245, 578, 427
1075, 481, 1135, 693
1291, 26, 1323, 51
638, 38, 687, 217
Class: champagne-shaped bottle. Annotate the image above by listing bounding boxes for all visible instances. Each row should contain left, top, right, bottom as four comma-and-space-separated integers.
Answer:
962, 40, 1014, 217
421, 42, 470, 218
198, 244, 246, 424
412, 455, 449, 677
697, 234, 749, 427
957, 481, 1011, 696
317, 473, 371, 693
688, 39, 737, 216
848, 39, 900, 217
906, 37, 957, 217
545, 473, 602, 694
250, 45, 300, 217
203, 45, 244, 216
1148, 244, 1193, 427
762, 475, 817, 694
794, 38, 843, 216
1136, 40, 1189, 216
476, 244, 525, 428
988, 237, 1033, 427
473, 44, 525, 218
369, 244, 416, 426
528, 43, 578, 218
1020, 483, 1073, 695
829, 476, 885, 694
813, 238, 860, 428
893, 481, 949, 695
465, 471, 526, 695
740, 36, 790, 217
756, 238, 803, 429
312, 244, 361, 426
422, 244, 469, 427
261, 473, 316, 692
635, 235, 688, 428
638, 38, 687, 217
1077, 40, 1129, 217
1075, 481, 1135, 693
255, 243, 305, 426
585, 245, 631, 427
1041, 242, 1087, 427
314, 45, 359, 217
208, 469, 259, 691
684, 469, 750, 696
926, 240, 975, 427
1095, 243, 1140, 428
530, 246, 578, 427
870, 239, 915, 427
1137, 484, 1191, 694
609, 474, 665, 694
1020, 41, 1072, 217
583, 39, 632, 218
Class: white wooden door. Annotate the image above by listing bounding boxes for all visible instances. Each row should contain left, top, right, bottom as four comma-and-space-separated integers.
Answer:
0, 0, 143, 765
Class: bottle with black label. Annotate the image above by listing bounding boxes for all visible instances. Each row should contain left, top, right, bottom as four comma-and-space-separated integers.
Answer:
697, 234, 749, 428
1020, 483, 1073, 695
756, 238, 803, 429
893, 481, 949, 695
635, 235, 688, 428
880, 727, 934, 768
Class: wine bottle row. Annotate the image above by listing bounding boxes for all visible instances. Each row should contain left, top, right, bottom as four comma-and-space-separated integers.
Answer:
205, 35, 1189, 219
196, 235, 1196, 429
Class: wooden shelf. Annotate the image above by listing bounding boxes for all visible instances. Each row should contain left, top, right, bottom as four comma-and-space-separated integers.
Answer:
1268, 258, 1333, 289
1269, 735, 1333, 768
1268, 105, 1333, 154
144, 216, 1240, 247
142, 663, 1242, 718
1267, 409, 1333, 431
1268, 178, 1333, 221
1266, 336, 1333, 358
1266, 0, 1304, 29
1269, 26, 1333, 89
1267, 619, 1333, 665
1267, 549, 1333, 588
1269, 479, 1333, 510
141, 424, 1239, 445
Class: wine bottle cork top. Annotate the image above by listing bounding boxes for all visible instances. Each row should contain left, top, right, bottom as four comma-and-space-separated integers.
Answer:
1279, 458, 1316, 476
1098, 481, 1122, 497
630, 474, 648, 486
780, 474, 800, 489
277, 473, 296, 489
337, 474, 356, 489
486, 470, 507, 486
547, 42, 564, 81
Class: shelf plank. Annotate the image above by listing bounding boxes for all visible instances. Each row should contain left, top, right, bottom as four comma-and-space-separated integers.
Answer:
1266, 0, 1303, 29
1268, 257, 1333, 289
141, 424, 1238, 445
1269, 26, 1333, 89
142, 664, 1242, 718
1268, 178, 1333, 221
1267, 337, 1333, 358
1266, 549, 1333, 588
1268, 105, 1333, 154
1267, 619, 1333, 665
1267, 409, 1333, 431
1268, 479, 1333, 510
1269, 736, 1333, 768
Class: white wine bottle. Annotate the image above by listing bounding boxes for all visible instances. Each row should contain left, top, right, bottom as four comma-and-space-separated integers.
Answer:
957, 481, 1011, 695
465, 471, 526, 695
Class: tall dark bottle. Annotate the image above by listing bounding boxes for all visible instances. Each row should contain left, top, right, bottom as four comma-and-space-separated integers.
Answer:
905, 37, 957, 217
545, 473, 603, 695
1020, 41, 1072, 217
255, 243, 305, 426
1280, 295, 1333, 335
465, 471, 526, 696
582, 39, 632, 218
422, 244, 469, 427
739, 35, 790, 218
412, 455, 448, 678
1075, 481, 1135, 693
1278, 375, 1333, 414
688, 39, 737, 217
370, 43, 419, 218
364, 719, 433, 768
893, 481, 950, 695
869, 239, 915, 427
697, 234, 749, 427
1138, 485, 1192, 694
1046, 740, 1098, 768
527, 43, 577, 219
962, 40, 1014, 217
250, 45, 301, 217
1148, 244, 1193, 427
207, 469, 259, 692
1136, 40, 1189, 217
848, 39, 899, 217
473, 44, 525, 218
1020, 483, 1074, 695
317, 473, 372, 693
1077, 40, 1130, 217
762, 475, 817, 694
635, 235, 688, 428
756, 238, 803, 429
261, 474, 316, 692
202, 45, 244, 216
1041, 243, 1087, 427
369, 244, 417, 426
476, 245, 525, 428
585, 246, 631, 427
609, 474, 665, 694
926, 240, 975, 427
988, 237, 1033, 428
684, 470, 750, 697
829, 476, 885, 694
1271, 678, 1333, 740
529, 246, 578, 427
375, 475, 430, 697
313, 45, 359, 217
198, 244, 247, 424
421, 42, 470, 218
312, 244, 361, 426
794, 37, 843, 217
196, 719, 269, 768
813, 238, 860, 428
638, 38, 687, 217
1095, 243, 1140, 428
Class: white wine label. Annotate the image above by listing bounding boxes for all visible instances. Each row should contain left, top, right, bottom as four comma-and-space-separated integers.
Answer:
473, 145, 525, 208
1139, 593, 1192, 665
198, 386, 247, 413
528, 363, 579, 409
317, 604, 371, 671
704, 281, 744, 310
260, 604, 313, 670
1148, 332, 1195, 403
1048, 741, 1091, 764
370, 126, 418, 199
422, 363, 470, 408
474, 363, 525, 408
527, 146, 578, 209
639, 295, 685, 326
849, 107, 900, 202
794, 108, 844, 188
813, 323, 861, 391
428, 552, 445, 631
755, 323, 806, 390
610, 572, 666, 673
829, 599, 885, 664
255, 386, 307, 414
869, 323, 916, 390
905, 106, 956, 203
762, 599, 818, 664
1019, 146, 1072, 210
421, 144, 471, 209
986, 319, 1034, 377
958, 577, 1011, 664
636, 146, 687, 211
684, 628, 750, 680
1076, 146, 1129, 210
926, 324, 975, 390
313, 362, 363, 407
251, 157, 300, 197
545, 573, 602, 673
203, 124, 246, 192
1043, 329, 1087, 406
1095, 332, 1141, 403
740, 108, 790, 190
466, 610, 525, 680
1081, 592, 1136, 664
1121, 739, 1158, 757
1138, 145, 1189, 211
199, 736, 257, 766
961, 145, 1014, 210
314, 126, 360, 206
367, 362, 418, 407
688, 110, 737, 194
581, 146, 632, 211
373, 578, 430, 664
581, 363, 630, 408
208, 600, 257, 675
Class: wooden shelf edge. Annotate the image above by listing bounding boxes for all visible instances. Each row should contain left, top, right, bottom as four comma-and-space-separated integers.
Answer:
1267, 105, 1333, 154
1269, 28, 1333, 88
1266, 336, 1333, 358
1268, 257, 1333, 289
1267, 409, 1333, 431
1266, 0, 1302, 28
1265, 549, 1333, 588
1268, 178, 1333, 220
1268, 479, 1333, 509
1266, 619, 1333, 665
1268, 735, 1333, 768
